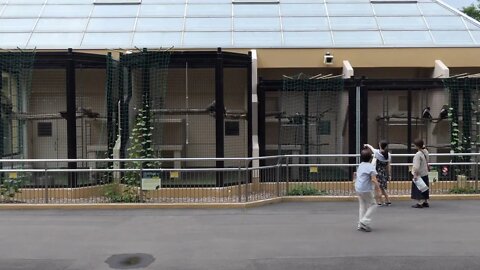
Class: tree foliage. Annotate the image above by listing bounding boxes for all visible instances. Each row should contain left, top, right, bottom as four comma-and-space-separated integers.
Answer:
462, 1, 480, 21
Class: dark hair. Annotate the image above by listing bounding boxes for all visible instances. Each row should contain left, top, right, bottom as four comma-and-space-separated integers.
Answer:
379, 140, 389, 160
360, 148, 372, 163
414, 138, 425, 149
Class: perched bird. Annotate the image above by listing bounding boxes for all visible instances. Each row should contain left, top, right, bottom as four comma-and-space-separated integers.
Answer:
439, 105, 449, 120
422, 107, 432, 120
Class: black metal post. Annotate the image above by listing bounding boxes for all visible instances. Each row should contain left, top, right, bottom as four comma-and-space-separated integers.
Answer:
106, 53, 114, 159
121, 65, 132, 160
215, 48, 225, 187
407, 89, 412, 158
0, 70, 3, 165
66, 48, 77, 187
348, 83, 357, 166
360, 83, 368, 146
463, 80, 472, 153
247, 52, 253, 160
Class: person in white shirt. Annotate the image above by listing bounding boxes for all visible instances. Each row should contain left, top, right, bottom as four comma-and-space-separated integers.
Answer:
355, 148, 381, 232
364, 141, 392, 206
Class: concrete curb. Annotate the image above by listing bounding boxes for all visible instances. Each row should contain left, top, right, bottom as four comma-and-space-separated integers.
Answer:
0, 195, 479, 210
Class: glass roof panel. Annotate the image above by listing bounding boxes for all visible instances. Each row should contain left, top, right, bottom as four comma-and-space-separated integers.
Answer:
418, 3, 455, 16
188, 0, 230, 3
41, 5, 93, 17
28, 33, 83, 48
234, 17, 280, 31
140, 0, 185, 3
9, 0, 46, 3
136, 18, 184, 31
82, 32, 133, 48
139, 4, 185, 17
46, 0, 93, 3
87, 18, 136, 32
330, 17, 377, 30
326, 4, 374, 16
183, 32, 232, 47
233, 4, 279, 17
133, 32, 181, 47
234, 32, 281, 47
282, 17, 329, 31
372, 3, 420, 16
187, 4, 231, 17
0, 18, 36, 32
280, 4, 326, 16
376, 17, 427, 30
470, 31, 480, 44
1, 33, 31, 48
425, 16, 468, 30
431, 31, 474, 45
185, 18, 231, 31
283, 31, 332, 47
91, 5, 139, 17
333, 31, 383, 45
35, 18, 88, 32
1, 5, 43, 18
465, 19, 480, 30
382, 31, 433, 45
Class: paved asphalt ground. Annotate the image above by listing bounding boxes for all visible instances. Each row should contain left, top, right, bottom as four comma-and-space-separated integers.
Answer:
1, 200, 480, 270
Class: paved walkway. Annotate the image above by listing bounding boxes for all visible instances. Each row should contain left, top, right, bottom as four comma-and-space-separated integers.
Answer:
1, 200, 480, 270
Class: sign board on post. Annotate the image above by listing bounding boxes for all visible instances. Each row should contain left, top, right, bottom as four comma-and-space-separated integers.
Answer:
141, 171, 161, 191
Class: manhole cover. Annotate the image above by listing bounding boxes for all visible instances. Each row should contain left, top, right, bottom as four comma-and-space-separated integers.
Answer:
105, 253, 155, 269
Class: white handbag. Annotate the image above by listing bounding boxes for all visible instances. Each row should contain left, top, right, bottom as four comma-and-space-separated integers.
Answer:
413, 176, 429, 192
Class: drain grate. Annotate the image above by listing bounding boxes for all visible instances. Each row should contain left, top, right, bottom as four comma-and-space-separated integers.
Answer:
105, 253, 155, 269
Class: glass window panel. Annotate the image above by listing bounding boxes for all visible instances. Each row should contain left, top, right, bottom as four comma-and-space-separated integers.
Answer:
377, 17, 427, 30
330, 17, 377, 30
282, 17, 329, 31
234, 32, 281, 47
41, 5, 93, 17
35, 18, 88, 32
185, 18, 231, 31
133, 32, 182, 47
471, 31, 480, 44
382, 31, 433, 45
1, 5, 43, 18
327, 4, 373, 16
28, 33, 83, 48
91, 5, 139, 17
234, 17, 280, 31
280, 4, 326, 16
0, 19, 36, 32
373, 3, 420, 16
425, 16, 467, 30
82, 32, 132, 48
431, 31, 474, 45
8, 0, 45, 3
283, 31, 332, 47
139, 4, 185, 17
136, 18, 183, 31
183, 32, 232, 47
87, 18, 135, 31
187, 4, 231, 17
1, 33, 31, 48
233, 4, 278, 17
333, 31, 382, 46
418, 3, 454, 16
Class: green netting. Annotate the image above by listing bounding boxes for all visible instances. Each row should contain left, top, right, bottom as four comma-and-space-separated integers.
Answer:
0, 51, 35, 160
105, 49, 171, 162
443, 77, 480, 176
280, 73, 344, 156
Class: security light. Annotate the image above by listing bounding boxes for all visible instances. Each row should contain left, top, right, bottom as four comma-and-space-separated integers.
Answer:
324, 52, 334, 65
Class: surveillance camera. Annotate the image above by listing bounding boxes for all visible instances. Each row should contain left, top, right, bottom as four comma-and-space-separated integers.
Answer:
324, 52, 334, 65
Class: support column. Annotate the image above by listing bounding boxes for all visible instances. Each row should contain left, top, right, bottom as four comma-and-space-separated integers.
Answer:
142, 48, 151, 155
348, 83, 357, 162
66, 48, 77, 187
258, 79, 266, 167
360, 81, 368, 148
247, 52, 253, 160
215, 48, 225, 187
0, 71, 3, 161
250, 50, 259, 168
